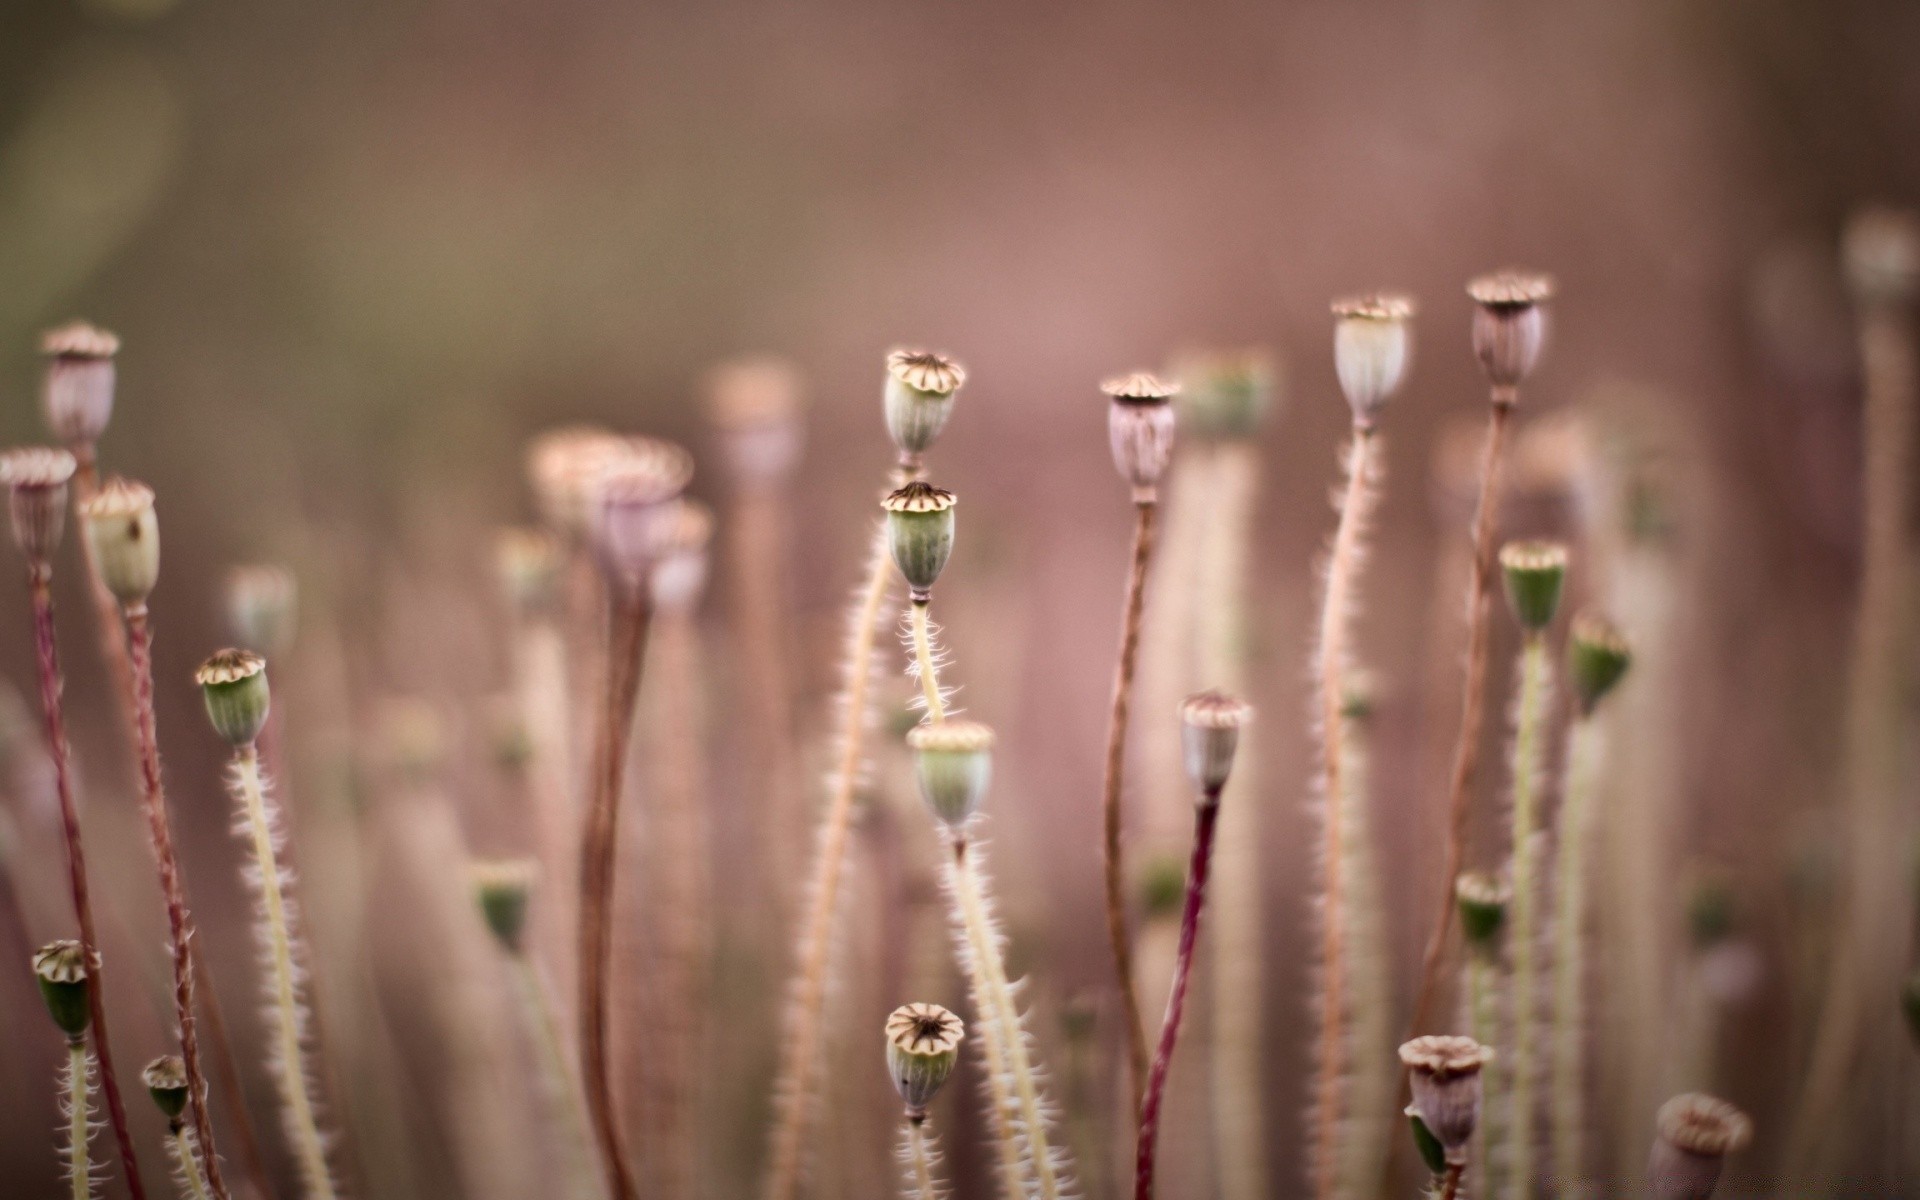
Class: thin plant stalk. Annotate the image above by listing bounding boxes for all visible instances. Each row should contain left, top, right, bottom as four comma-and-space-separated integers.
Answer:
1503, 633, 1552, 1200
1309, 424, 1380, 1197
1135, 788, 1222, 1200
910, 601, 946, 718
511, 588, 579, 987
578, 593, 652, 1200
28, 573, 146, 1199
231, 745, 338, 1199
66, 1037, 92, 1200
764, 514, 900, 1200
122, 606, 231, 1200
900, 1115, 942, 1200
1549, 713, 1604, 1194
1436, 1162, 1465, 1200
1411, 399, 1513, 1041
1465, 948, 1505, 1200
168, 1125, 214, 1200
1334, 696, 1393, 1200
1102, 497, 1158, 1114
510, 952, 602, 1198
189, 942, 275, 1199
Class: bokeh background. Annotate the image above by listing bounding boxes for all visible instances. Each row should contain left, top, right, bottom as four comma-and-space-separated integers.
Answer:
1, 0, 1917, 1195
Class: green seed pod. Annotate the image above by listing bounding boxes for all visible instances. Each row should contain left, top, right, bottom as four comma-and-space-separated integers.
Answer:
1569, 610, 1632, 715
883, 482, 956, 602
883, 350, 965, 461
225, 565, 299, 657
0, 446, 76, 565
40, 322, 118, 448
1180, 690, 1252, 797
884, 1003, 964, 1114
80, 476, 160, 605
196, 649, 271, 748
32, 940, 91, 1038
1454, 871, 1510, 955
1499, 540, 1568, 632
1468, 271, 1554, 393
1648, 1094, 1751, 1200
1102, 372, 1179, 501
1331, 294, 1414, 425
1398, 1036, 1492, 1166
1174, 348, 1278, 442
906, 719, 993, 827
142, 1055, 189, 1121
471, 859, 537, 954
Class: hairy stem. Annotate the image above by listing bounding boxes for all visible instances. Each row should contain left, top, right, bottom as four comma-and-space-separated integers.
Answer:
1505, 634, 1552, 1200
1549, 716, 1602, 1194
124, 608, 231, 1200
67, 1039, 91, 1200
1311, 425, 1379, 1198
1412, 398, 1513, 1042
1103, 498, 1159, 1115
170, 1125, 214, 1200
1466, 949, 1505, 1200
910, 601, 947, 721
234, 746, 336, 1199
1135, 795, 1221, 1200
511, 953, 602, 1199
1437, 1162, 1465, 1200
29, 574, 145, 1200
903, 1116, 940, 1200
1336, 704, 1393, 1200
578, 593, 651, 1200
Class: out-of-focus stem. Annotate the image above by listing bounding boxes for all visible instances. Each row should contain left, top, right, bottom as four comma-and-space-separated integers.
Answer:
1135, 793, 1221, 1200
1437, 1162, 1465, 1200
1505, 634, 1551, 1200
726, 481, 804, 894
123, 607, 231, 1200
510, 953, 601, 1198
1466, 950, 1505, 1200
1103, 499, 1159, 1116
1550, 716, 1603, 1194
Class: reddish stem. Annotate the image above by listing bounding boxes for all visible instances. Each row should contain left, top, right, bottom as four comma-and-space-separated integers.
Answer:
1438, 1162, 1465, 1200
1134, 793, 1221, 1200
578, 591, 652, 1200
29, 573, 147, 1200
125, 608, 231, 1200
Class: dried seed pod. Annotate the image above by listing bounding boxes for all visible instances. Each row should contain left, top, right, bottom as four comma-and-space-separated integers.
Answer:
706, 355, 805, 482
196, 649, 271, 749
526, 426, 635, 537
41, 321, 118, 448
1468, 270, 1554, 393
0, 447, 77, 564
591, 439, 696, 592
1331, 294, 1415, 425
884, 1003, 965, 1114
1455, 871, 1510, 954
79, 477, 160, 605
1568, 610, 1632, 715
471, 859, 538, 954
1842, 206, 1920, 308
884, 349, 966, 460
906, 718, 994, 826
1398, 1035, 1492, 1166
225, 565, 299, 657
1179, 690, 1252, 797
1648, 1093, 1751, 1200
33, 940, 92, 1038
648, 498, 716, 612
883, 482, 956, 602
1499, 540, 1568, 632
143, 1056, 189, 1121
1102, 371, 1179, 501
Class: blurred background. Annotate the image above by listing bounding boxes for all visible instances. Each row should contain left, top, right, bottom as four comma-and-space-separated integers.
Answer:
0, 0, 1917, 1195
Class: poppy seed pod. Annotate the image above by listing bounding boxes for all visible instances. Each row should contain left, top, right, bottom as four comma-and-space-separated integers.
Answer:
883, 482, 956, 602
79, 476, 160, 605
1500, 540, 1568, 632
1179, 690, 1252, 797
40, 322, 118, 448
1175, 349, 1277, 442
1842, 207, 1920, 308
649, 499, 716, 613
1398, 1035, 1492, 1165
1648, 1093, 1752, 1200
706, 356, 805, 483
0, 447, 77, 565
1569, 610, 1632, 715
884, 349, 966, 461
525, 426, 632, 537
196, 649, 271, 748
471, 859, 538, 954
1102, 372, 1179, 502
1455, 871, 1510, 954
143, 1056, 189, 1121
33, 940, 92, 1038
226, 565, 299, 657
906, 719, 994, 826
592, 440, 696, 593
1468, 271, 1554, 393
1331, 294, 1415, 425
884, 1003, 965, 1115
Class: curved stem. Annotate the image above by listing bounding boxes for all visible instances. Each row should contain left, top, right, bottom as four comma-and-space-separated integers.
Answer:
1506, 634, 1552, 1199
1411, 398, 1513, 1043
67, 1039, 91, 1200
124, 608, 231, 1200
1135, 796, 1221, 1200
172, 1125, 214, 1200
30, 574, 145, 1200
910, 601, 946, 722
234, 746, 337, 1199
1103, 498, 1158, 1116
1550, 717, 1601, 1194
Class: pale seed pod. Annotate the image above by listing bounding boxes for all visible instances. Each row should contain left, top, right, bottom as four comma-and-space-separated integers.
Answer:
1102, 371, 1179, 502
225, 565, 299, 657
471, 859, 538, 954
1568, 610, 1632, 715
648, 498, 716, 613
195, 649, 271, 748
883, 481, 956, 602
41, 322, 118, 448
0, 447, 77, 565
79, 476, 159, 605
884, 1002, 965, 1115
1179, 690, 1252, 797
706, 355, 805, 482
525, 425, 631, 537
1468, 270, 1555, 393
1331, 294, 1415, 425
884, 349, 966, 461
1398, 1035, 1492, 1166
143, 1056, 189, 1121
1648, 1093, 1751, 1200
1841, 206, 1920, 308
906, 719, 994, 826
33, 940, 92, 1038
1454, 871, 1510, 955
591, 439, 696, 594
1499, 540, 1568, 632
